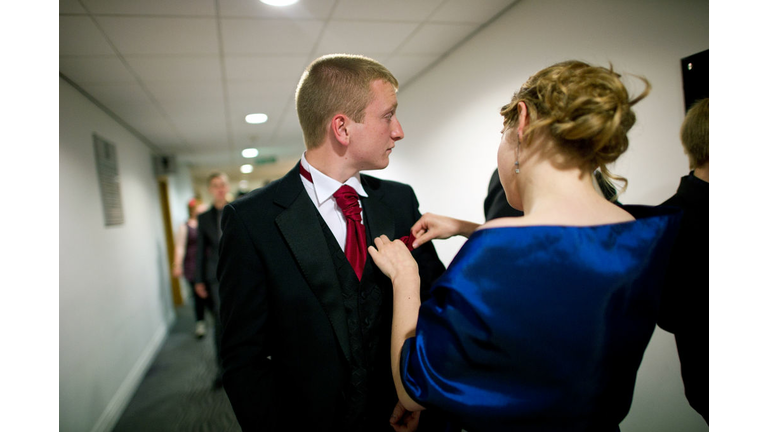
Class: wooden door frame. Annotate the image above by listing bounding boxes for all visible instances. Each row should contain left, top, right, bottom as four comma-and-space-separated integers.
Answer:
158, 177, 184, 306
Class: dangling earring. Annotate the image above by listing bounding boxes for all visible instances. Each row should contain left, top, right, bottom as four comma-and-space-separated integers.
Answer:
515, 160, 520, 174
514, 136, 521, 174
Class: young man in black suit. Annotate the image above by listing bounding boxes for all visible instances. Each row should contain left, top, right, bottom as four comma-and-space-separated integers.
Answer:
195, 172, 230, 389
217, 54, 446, 431
658, 98, 709, 423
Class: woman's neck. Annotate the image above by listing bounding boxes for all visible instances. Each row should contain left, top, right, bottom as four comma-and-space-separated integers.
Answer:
519, 163, 626, 226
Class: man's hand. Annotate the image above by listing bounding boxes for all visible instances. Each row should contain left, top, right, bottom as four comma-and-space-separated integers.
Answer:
195, 282, 208, 298
390, 401, 421, 432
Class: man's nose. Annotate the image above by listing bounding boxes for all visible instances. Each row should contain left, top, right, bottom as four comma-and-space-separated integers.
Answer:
391, 117, 404, 141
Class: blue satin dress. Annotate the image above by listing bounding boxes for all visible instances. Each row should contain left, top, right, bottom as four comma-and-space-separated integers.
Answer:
400, 206, 681, 432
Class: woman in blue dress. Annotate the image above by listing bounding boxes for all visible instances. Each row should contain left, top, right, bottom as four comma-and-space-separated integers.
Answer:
369, 60, 681, 432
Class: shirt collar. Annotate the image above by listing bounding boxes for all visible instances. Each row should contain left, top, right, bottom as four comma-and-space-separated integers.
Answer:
301, 153, 368, 205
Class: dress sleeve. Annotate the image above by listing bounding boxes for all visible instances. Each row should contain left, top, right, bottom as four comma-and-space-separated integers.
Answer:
398, 243, 520, 428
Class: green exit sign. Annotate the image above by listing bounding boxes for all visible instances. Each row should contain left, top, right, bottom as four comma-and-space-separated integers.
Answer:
255, 155, 277, 165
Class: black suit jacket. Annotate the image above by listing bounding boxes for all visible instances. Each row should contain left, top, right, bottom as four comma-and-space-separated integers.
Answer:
657, 172, 709, 423
195, 205, 221, 286
217, 162, 446, 431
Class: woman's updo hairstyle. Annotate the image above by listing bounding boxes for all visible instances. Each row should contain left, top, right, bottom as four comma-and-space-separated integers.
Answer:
500, 60, 650, 194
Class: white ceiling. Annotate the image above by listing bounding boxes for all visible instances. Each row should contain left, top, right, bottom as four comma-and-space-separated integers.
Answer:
60, 0, 517, 184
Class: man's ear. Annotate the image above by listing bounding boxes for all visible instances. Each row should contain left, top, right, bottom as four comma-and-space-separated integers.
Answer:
331, 114, 351, 146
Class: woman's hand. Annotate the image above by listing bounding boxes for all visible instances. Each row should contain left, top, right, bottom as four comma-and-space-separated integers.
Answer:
368, 235, 419, 284
410, 213, 480, 249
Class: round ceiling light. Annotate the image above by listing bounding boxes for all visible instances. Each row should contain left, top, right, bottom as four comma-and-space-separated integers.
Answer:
240, 164, 254, 174
245, 113, 268, 124
241, 148, 259, 158
259, 0, 298, 7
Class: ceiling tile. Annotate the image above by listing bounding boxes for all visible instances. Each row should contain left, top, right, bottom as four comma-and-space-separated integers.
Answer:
224, 55, 308, 82
143, 80, 225, 105
430, 0, 517, 24
332, 0, 443, 21
59, 56, 136, 84
164, 104, 228, 147
398, 23, 477, 55
60, 0, 86, 14
218, 0, 336, 19
221, 18, 324, 55
227, 80, 297, 107
59, 16, 115, 56
79, 82, 155, 106
79, 0, 215, 16
125, 56, 222, 82
385, 54, 442, 86
315, 21, 419, 57
96, 16, 218, 55
107, 101, 183, 142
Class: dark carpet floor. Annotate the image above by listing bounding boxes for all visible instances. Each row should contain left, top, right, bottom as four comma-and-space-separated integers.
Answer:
112, 304, 241, 432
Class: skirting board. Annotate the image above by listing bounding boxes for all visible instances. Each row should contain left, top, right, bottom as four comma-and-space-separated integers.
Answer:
89, 323, 170, 432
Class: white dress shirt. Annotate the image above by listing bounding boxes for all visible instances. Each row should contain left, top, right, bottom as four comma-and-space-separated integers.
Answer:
300, 153, 367, 252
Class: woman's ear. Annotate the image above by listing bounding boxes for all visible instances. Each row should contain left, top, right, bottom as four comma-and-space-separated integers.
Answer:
517, 101, 528, 141
331, 114, 350, 146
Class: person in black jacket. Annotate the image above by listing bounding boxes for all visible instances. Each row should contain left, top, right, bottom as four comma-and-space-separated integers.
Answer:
216, 54, 447, 432
658, 98, 709, 423
195, 172, 230, 390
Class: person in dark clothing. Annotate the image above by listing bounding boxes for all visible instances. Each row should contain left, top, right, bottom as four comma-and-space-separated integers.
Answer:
658, 97, 709, 423
483, 168, 524, 220
216, 54, 448, 432
195, 173, 231, 390
173, 198, 214, 338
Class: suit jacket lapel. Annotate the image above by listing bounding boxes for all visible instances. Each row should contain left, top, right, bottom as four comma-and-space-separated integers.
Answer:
361, 176, 396, 244
275, 163, 351, 364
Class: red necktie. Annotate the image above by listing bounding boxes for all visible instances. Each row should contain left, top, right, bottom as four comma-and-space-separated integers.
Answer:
333, 185, 367, 280
300, 164, 367, 279
299, 163, 415, 279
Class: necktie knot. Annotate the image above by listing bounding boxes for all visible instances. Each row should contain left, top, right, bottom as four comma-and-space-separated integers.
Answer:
334, 185, 362, 221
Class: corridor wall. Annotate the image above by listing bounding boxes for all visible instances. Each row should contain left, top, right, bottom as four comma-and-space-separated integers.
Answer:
60, 77, 175, 432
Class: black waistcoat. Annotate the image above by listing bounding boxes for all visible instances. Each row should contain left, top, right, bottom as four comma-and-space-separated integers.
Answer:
315, 205, 385, 429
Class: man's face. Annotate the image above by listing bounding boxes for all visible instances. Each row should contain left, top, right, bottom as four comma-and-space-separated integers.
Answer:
209, 176, 229, 202
347, 79, 404, 171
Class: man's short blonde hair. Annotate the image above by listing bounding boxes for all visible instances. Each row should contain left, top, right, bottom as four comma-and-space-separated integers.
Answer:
295, 54, 398, 150
680, 98, 708, 169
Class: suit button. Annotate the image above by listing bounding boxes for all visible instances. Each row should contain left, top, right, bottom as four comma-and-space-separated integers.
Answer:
361, 290, 367, 299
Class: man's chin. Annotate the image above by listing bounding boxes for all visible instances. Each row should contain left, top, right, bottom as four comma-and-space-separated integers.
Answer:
361, 159, 389, 172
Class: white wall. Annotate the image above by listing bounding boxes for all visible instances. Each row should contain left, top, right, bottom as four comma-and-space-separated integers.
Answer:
60, 77, 176, 432
377, 0, 708, 430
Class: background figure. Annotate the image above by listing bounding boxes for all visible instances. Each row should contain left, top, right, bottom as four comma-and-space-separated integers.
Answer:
195, 173, 230, 390
483, 168, 524, 220
173, 198, 214, 338
657, 98, 709, 423
369, 60, 682, 431
217, 54, 447, 432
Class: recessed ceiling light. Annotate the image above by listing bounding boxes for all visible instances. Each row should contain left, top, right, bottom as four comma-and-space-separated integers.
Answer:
241, 148, 259, 158
245, 113, 268, 124
260, 0, 299, 6
240, 164, 254, 174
